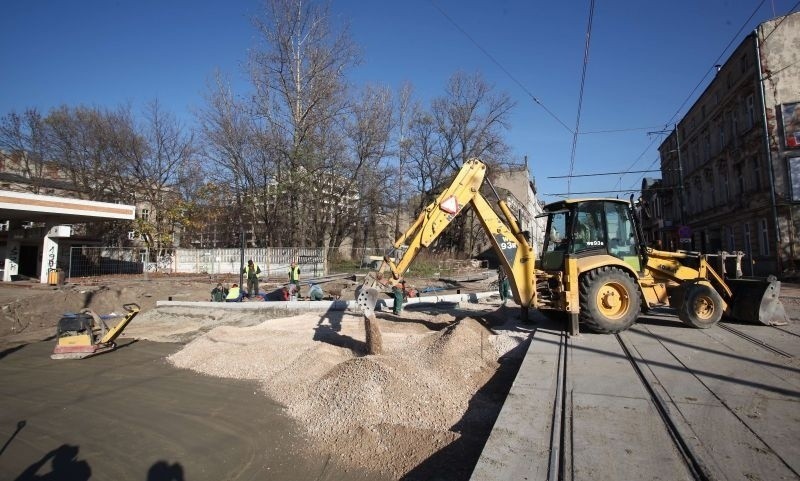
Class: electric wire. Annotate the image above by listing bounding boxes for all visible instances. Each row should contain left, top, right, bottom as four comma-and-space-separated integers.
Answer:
624, 1, 799, 195
563, 2, 767, 199
611, 1, 769, 196
548, 169, 661, 179
567, 0, 596, 194
663, 0, 766, 127
761, 0, 800, 44
428, 0, 574, 134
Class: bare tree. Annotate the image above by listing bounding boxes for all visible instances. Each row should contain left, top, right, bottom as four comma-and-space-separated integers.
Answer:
248, 0, 359, 246
392, 82, 415, 239
125, 100, 196, 257
404, 71, 515, 254
405, 106, 448, 211
44, 105, 131, 201
196, 74, 258, 243
0, 109, 48, 193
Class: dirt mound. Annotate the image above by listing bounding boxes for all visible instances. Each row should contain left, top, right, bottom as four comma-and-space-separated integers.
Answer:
167, 311, 519, 478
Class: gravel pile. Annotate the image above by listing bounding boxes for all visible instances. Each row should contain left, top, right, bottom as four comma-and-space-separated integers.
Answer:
166, 309, 527, 477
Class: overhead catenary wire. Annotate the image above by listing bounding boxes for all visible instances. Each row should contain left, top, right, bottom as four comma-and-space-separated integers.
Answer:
548, 169, 662, 179
567, 0, 596, 194
662, 0, 766, 127
622, 1, 800, 195
428, 0, 574, 134
761, 0, 800, 44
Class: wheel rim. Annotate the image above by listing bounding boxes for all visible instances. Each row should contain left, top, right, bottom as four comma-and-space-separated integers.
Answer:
692, 294, 716, 320
595, 281, 630, 319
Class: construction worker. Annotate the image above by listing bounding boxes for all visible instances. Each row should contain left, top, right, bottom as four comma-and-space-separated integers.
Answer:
211, 283, 228, 302
288, 261, 300, 287
225, 284, 243, 302
498, 265, 511, 306
392, 280, 406, 315
243, 260, 261, 299
308, 283, 324, 301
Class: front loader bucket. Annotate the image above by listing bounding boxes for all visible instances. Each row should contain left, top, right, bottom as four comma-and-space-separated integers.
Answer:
726, 276, 789, 326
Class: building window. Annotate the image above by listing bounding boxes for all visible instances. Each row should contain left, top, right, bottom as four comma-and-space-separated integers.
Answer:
726, 225, 735, 251
744, 222, 752, 254
740, 54, 748, 73
746, 94, 755, 130
710, 177, 716, 207
759, 218, 770, 256
720, 162, 729, 201
790, 157, 800, 201
140, 208, 149, 221
752, 156, 761, 190
734, 164, 744, 196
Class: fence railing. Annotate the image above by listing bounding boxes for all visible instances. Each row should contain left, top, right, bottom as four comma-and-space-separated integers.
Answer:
173, 247, 325, 277
69, 247, 147, 279
66, 245, 475, 282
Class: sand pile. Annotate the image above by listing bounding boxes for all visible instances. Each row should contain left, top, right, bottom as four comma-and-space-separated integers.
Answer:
167, 310, 528, 478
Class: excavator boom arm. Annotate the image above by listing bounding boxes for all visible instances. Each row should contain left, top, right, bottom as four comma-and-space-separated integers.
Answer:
381, 158, 536, 308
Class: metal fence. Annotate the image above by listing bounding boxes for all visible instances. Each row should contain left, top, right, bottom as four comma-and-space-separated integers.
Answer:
174, 247, 325, 278
68, 247, 148, 279
66, 245, 474, 281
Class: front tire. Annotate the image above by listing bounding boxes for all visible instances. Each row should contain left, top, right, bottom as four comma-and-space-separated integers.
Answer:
678, 283, 723, 328
580, 267, 641, 333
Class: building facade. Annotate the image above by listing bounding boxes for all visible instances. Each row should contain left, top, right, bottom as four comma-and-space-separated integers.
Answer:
491, 160, 546, 256
650, 12, 800, 276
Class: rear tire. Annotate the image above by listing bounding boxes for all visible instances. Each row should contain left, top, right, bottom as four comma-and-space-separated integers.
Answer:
580, 267, 641, 333
678, 283, 723, 328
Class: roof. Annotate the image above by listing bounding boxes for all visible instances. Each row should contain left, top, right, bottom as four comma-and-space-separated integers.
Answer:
0, 190, 135, 224
543, 198, 631, 212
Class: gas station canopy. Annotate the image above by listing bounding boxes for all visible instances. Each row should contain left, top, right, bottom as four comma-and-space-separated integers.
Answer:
0, 190, 135, 224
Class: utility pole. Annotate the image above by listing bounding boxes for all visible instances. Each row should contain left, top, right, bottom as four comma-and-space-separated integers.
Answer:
674, 125, 686, 227
648, 125, 686, 247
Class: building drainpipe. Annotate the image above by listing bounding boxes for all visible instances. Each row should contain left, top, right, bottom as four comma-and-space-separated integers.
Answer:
755, 31, 783, 273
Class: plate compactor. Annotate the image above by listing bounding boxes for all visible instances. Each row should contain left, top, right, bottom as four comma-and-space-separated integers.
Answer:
51, 303, 140, 360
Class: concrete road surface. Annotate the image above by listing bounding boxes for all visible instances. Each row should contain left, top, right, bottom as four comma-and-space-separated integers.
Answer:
0, 339, 385, 481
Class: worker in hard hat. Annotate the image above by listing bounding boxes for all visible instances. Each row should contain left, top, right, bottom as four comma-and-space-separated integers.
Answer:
288, 261, 300, 287
243, 260, 261, 299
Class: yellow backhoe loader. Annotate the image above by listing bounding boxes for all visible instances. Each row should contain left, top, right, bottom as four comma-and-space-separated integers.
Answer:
51, 303, 140, 359
359, 159, 788, 340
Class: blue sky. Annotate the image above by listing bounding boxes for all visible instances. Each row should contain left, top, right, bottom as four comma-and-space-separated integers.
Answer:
1, 0, 797, 204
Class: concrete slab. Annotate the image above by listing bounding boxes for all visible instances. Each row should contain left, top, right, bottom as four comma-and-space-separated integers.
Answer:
625, 320, 800, 478
156, 291, 496, 310
716, 321, 800, 358
469, 325, 562, 481
568, 333, 694, 481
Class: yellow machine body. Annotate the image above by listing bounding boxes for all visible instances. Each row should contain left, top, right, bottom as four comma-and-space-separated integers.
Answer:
51, 304, 140, 360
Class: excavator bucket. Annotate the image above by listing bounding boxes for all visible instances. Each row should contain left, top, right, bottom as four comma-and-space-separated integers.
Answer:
356, 287, 383, 355
725, 276, 789, 326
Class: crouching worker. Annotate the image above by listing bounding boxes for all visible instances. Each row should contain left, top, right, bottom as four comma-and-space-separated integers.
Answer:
211, 283, 228, 302
225, 284, 243, 302
308, 283, 324, 301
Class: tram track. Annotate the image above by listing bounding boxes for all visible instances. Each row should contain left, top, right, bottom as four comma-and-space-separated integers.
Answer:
614, 332, 712, 481
546, 332, 568, 481
772, 324, 800, 339
717, 323, 794, 358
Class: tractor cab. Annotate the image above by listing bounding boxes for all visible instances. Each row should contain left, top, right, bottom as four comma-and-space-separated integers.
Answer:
540, 199, 642, 272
